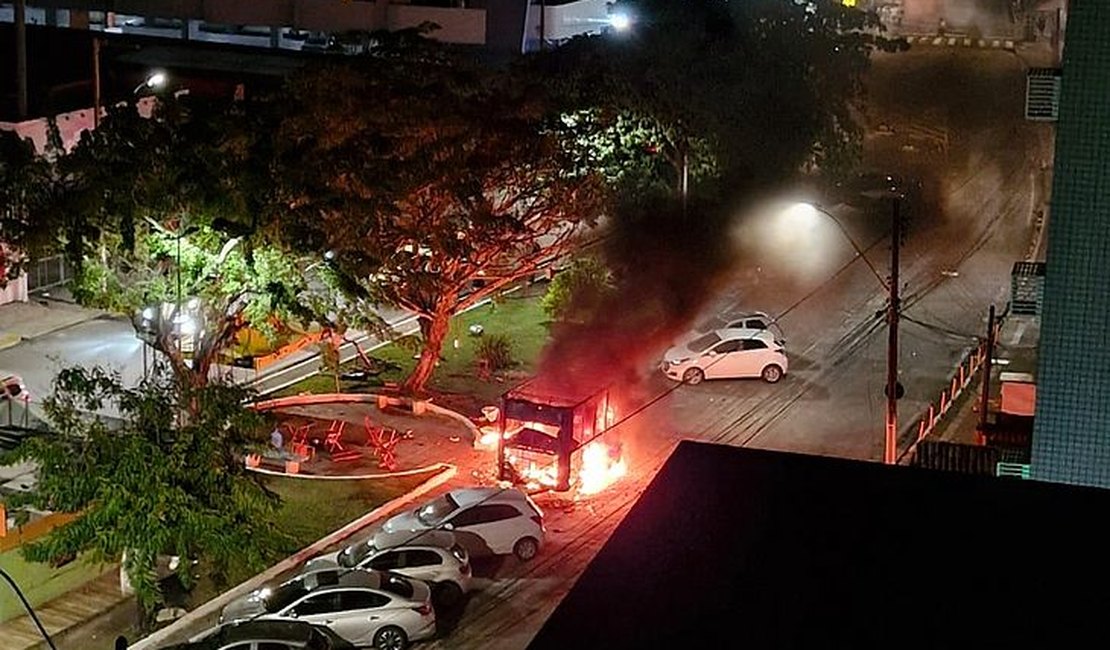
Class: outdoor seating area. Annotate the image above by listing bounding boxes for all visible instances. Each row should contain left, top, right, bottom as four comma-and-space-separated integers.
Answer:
245, 399, 486, 477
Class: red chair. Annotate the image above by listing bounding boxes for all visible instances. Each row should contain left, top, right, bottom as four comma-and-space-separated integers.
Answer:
285, 423, 311, 446
324, 420, 346, 453
366, 425, 400, 472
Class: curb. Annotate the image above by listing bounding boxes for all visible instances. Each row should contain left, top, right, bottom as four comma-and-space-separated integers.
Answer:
127, 463, 458, 650
247, 462, 449, 481
253, 392, 481, 442
902, 34, 1017, 50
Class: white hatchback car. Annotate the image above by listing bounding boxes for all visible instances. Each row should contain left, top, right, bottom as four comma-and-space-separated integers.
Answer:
305, 530, 472, 607
662, 328, 788, 385
381, 487, 546, 561
220, 569, 434, 650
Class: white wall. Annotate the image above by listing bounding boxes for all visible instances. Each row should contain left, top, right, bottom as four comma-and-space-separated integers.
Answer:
540, 0, 610, 42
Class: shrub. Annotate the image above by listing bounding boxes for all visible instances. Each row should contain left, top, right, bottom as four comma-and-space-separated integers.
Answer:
542, 257, 614, 322
476, 334, 515, 372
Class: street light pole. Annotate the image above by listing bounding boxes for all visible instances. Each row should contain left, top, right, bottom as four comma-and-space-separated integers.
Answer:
885, 197, 901, 465
794, 199, 901, 463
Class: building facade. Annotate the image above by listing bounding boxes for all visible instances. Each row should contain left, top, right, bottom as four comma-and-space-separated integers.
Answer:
1031, 0, 1110, 488
0, 0, 612, 53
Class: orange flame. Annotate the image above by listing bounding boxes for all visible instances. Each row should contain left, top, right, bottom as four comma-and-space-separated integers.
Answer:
578, 441, 627, 495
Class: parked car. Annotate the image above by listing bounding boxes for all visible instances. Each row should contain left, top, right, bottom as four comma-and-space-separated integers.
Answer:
675, 311, 784, 347
161, 619, 354, 650
381, 487, 545, 561
662, 328, 788, 385
304, 530, 472, 607
832, 171, 921, 207
219, 569, 434, 650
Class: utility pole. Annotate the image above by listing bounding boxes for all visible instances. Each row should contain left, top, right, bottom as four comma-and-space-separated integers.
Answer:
979, 304, 996, 431
885, 196, 901, 465
15, 0, 28, 119
92, 37, 101, 128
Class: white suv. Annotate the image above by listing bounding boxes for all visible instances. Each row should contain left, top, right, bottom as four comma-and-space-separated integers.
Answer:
662, 328, 788, 385
304, 530, 472, 607
381, 487, 546, 561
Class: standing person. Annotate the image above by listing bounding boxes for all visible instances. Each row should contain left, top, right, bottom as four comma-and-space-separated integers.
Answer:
270, 426, 284, 457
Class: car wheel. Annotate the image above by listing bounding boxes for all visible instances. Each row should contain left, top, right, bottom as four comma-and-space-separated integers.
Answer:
761, 364, 783, 383
374, 625, 409, 650
434, 581, 463, 609
682, 368, 705, 385
513, 536, 540, 561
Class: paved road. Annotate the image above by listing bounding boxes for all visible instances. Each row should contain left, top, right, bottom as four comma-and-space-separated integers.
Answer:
0, 316, 145, 421
418, 46, 1054, 648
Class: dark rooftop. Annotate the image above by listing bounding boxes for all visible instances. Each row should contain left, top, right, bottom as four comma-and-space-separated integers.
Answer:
530, 441, 1110, 649
504, 373, 610, 409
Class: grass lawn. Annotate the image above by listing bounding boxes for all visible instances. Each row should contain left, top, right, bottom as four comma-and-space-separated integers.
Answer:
266, 472, 436, 555
274, 289, 551, 405
0, 469, 441, 626
184, 468, 443, 610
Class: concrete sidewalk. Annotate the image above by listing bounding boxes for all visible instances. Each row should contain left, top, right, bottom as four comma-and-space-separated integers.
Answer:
0, 298, 110, 352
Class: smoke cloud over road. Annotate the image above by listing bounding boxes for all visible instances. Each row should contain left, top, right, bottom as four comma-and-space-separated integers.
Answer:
538, 197, 740, 392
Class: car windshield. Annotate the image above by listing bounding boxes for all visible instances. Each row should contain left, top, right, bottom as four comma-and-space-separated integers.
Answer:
380, 574, 415, 599
339, 540, 378, 568
416, 494, 459, 526
263, 581, 308, 613
688, 332, 722, 353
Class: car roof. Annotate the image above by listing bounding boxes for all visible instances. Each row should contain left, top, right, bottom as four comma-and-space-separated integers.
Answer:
291, 567, 385, 591
182, 619, 325, 649
724, 311, 773, 322
449, 487, 527, 508
371, 529, 457, 550
714, 328, 779, 343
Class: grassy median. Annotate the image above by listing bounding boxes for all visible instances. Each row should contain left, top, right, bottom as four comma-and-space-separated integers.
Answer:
274, 289, 551, 404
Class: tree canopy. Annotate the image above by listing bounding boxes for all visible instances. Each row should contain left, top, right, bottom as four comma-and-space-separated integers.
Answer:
1, 367, 285, 614
535, 0, 895, 199
273, 56, 606, 392
43, 98, 311, 387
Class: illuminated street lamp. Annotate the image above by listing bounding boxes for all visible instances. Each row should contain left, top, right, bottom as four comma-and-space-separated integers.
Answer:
609, 12, 633, 31
785, 199, 903, 465
133, 71, 167, 96
786, 203, 887, 290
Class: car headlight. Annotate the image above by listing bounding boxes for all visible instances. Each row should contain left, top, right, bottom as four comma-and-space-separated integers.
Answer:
667, 357, 690, 367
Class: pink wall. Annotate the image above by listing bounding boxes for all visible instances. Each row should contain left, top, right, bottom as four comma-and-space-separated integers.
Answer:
0, 98, 157, 155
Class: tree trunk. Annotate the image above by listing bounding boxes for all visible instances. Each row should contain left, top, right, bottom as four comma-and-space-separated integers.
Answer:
403, 310, 450, 395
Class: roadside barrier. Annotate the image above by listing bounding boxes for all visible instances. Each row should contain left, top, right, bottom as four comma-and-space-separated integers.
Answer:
900, 313, 1005, 464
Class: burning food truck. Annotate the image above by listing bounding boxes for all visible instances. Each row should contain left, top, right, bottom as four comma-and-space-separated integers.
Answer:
496, 374, 625, 494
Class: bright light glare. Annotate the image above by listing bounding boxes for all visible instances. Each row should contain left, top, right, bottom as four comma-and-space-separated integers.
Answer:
781, 202, 821, 230
173, 313, 198, 336
141, 306, 155, 320
609, 13, 632, 31
146, 72, 167, 88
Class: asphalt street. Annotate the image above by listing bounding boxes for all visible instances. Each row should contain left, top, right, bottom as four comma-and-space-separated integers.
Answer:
419, 45, 1054, 648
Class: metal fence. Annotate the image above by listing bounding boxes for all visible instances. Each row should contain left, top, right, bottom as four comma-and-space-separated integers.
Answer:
23, 254, 72, 293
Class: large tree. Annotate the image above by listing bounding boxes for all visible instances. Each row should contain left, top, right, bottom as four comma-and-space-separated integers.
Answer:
0, 366, 285, 615
275, 56, 606, 393
535, 0, 896, 197
46, 97, 310, 388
